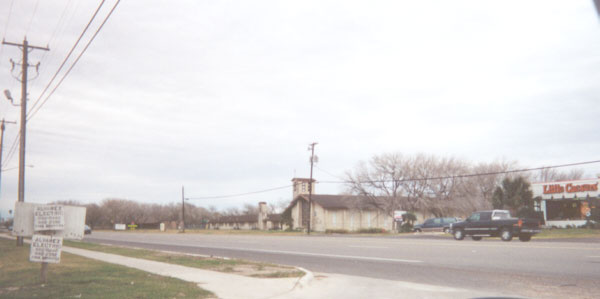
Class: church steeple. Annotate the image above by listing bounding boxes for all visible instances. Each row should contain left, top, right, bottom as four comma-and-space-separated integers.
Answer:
291, 177, 316, 199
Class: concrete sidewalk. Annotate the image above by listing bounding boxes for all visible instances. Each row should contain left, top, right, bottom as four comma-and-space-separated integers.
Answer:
61, 245, 305, 299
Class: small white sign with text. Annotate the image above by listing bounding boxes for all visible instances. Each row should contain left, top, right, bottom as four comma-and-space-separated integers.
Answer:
29, 234, 63, 263
34, 205, 65, 231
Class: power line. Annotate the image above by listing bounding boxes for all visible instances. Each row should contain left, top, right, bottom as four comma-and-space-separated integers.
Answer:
25, 0, 41, 36
184, 159, 600, 201
27, 0, 107, 119
318, 159, 600, 184
27, 0, 120, 121
0, 0, 16, 73
186, 185, 293, 200
3, 133, 20, 167
315, 165, 346, 181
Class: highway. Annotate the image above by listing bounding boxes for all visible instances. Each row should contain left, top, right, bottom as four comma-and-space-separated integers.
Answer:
84, 232, 600, 298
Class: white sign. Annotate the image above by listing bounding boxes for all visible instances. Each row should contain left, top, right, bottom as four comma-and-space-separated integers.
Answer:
394, 210, 407, 220
30, 234, 63, 263
114, 224, 126, 230
34, 205, 65, 231
13, 202, 87, 240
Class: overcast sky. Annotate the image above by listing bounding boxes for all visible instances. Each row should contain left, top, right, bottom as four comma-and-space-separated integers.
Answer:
1, 0, 599, 216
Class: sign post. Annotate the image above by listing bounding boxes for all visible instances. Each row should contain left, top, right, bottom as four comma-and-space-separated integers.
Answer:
11, 202, 86, 283
32, 205, 65, 283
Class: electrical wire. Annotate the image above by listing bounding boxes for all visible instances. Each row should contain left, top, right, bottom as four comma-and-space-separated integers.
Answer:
186, 185, 293, 200
27, 0, 120, 121
2, 133, 20, 167
0, 0, 16, 69
178, 160, 600, 201
27, 0, 106, 118
315, 165, 346, 181
318, 159, 600, 184
25, 0, 41, 36
29, 0, 76, 93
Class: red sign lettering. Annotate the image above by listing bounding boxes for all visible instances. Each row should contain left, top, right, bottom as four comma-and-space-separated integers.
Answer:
543, 183, 598, 194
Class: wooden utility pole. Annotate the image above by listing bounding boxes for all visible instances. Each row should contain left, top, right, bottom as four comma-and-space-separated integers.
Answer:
307, 142, 317, 235
2, 38, 49, 246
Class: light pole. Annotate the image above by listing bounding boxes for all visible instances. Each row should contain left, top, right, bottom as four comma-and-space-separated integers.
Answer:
181, 186, 186, 233
307, 142, 317, 235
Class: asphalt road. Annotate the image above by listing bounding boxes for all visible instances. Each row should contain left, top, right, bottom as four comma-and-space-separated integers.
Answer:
84, 232, 600, 298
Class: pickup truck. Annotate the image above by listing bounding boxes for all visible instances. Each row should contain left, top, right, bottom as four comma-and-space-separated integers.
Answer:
449, 210, 541, 242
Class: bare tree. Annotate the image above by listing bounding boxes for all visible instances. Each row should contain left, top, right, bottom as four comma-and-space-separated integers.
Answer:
534, 167, 584, 183
463, 159, 519, 213
425, 156, 469, 217
242, 203, 258, 215
345, 152, 406, 216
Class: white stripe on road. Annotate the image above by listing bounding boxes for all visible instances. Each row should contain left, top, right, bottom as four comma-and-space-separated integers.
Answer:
587, 256, 600, 258
348, 245, 389, 249
88, 237, 423, 264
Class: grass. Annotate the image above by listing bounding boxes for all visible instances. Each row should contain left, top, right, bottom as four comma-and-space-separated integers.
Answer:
535, 228, 600, 239
64, 240, 304, 278
0, 238, 213, 299
104, 228, 306, 236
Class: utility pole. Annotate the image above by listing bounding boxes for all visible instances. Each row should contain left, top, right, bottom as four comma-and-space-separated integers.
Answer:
307, 142, 317, 235
3, 38, 50, 246
181, 186, 185, 233
0, 119, 17, 196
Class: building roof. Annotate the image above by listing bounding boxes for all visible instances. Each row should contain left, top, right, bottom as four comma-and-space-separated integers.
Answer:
295, 194, 381, 210
212, 214, 258, 224
266, 214, 281, 222
291, 177, 316, 182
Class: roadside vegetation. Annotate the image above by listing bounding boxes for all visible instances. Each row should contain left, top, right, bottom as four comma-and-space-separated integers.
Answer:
0, 238, 212, 298
64, 240, 304, 278
536, 227, 600, 239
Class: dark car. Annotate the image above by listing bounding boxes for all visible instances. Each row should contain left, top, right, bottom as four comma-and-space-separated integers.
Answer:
84, 225, 92, 235
413, 217, 459, 233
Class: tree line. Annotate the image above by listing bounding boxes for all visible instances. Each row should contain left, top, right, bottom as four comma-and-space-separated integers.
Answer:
344, 152, 584, 218
49, 199, 284, 229
7, 152, 584, 229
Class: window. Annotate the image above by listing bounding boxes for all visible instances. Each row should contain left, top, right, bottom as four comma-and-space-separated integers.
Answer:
468, 213, 480, 221
492, 211, 510, 220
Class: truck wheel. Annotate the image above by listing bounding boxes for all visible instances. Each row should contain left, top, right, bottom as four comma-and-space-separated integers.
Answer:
443, 228, 449, 234
453, 229, 465, 240
414, 228, 422, 233
519, 234, 531, 242
500, 228, 513, 241
472, 236, 482, 241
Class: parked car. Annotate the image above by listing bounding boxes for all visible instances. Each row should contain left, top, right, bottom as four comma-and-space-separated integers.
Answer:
84, 225, 92, 235
413, 217, 459, 233
450, 210, 541, 242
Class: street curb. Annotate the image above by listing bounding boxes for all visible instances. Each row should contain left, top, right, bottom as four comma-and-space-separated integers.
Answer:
293, 267, 314, 289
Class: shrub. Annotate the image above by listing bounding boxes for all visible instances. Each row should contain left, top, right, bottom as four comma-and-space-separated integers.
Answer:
399, 222, 413, 233
325, 229, 349, 234
357, 228, 386, 234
